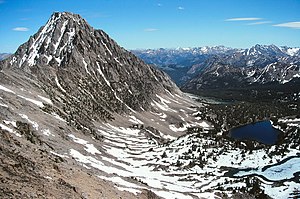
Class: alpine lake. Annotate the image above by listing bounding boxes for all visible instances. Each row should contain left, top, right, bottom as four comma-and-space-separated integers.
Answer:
228, 120, 283, 145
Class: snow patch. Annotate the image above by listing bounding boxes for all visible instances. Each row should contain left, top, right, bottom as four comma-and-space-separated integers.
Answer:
0, 103, 8, 108
128, 115, 144, 124
19, 114, 39, 130
68, 134, 101, 155
169, 124, 188, 132
98, 175, 144, 191
44, 176, 53, 180
17, 95, 44, 107
50, 151, 68, 158
286, 47, 300, 56
38, 95, 53, 105
196, 121, 211, 128
114, 57, 123, 66
41, 129, 55, 137
68, 134, 88, 145
53, 20, 69, 53
82, 58, 90, 74
51, 112, 66, 122
100, 40, 113, 56
0, 85, 15, 94
235, 157, 300, 181
3, 120, 17, 127
151, 100, 177, 113
156, 94, 171, 104
96, 62, 111, 86
55, 76, 66, 93
116, 186, 141, 195
0, 123, 21, 137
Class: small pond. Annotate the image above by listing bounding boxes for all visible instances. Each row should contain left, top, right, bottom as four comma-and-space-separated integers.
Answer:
229, 120, 283, 145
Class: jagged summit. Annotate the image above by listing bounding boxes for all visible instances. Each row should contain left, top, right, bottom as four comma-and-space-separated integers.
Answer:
241, 44, 286, 58
1, 12, 179, 124
8, 11, 123, 70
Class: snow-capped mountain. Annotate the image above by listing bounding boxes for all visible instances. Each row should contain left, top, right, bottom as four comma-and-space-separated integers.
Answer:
132, 46, 236, 85
182, 50, 300, 94
132, 46, 234, 65
2, 12, 179, 122
133, 45, 300, 69
183, 59, 299, 88
280, 46, 300, 57
133, 45, 300, 89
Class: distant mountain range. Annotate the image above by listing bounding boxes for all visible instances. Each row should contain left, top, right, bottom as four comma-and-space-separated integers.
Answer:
0, 53, 11, 61
132, 45, 300, 101
132, 45, 300, 87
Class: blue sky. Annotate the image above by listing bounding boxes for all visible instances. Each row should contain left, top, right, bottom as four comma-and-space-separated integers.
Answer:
0, 0, 299, 52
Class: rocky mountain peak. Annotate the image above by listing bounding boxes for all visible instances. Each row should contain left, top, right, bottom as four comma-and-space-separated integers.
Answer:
8, 11, 114, 70
241, 44, 284, 58
1, 12, 179, 125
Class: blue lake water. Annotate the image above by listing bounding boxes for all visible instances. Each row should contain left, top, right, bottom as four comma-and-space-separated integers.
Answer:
229, 120, 282, 145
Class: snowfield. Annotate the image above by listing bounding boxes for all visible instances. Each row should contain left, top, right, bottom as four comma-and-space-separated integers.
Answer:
235, 156, 300, 181
0, 83, 299, 198
68, 106, 300, 199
